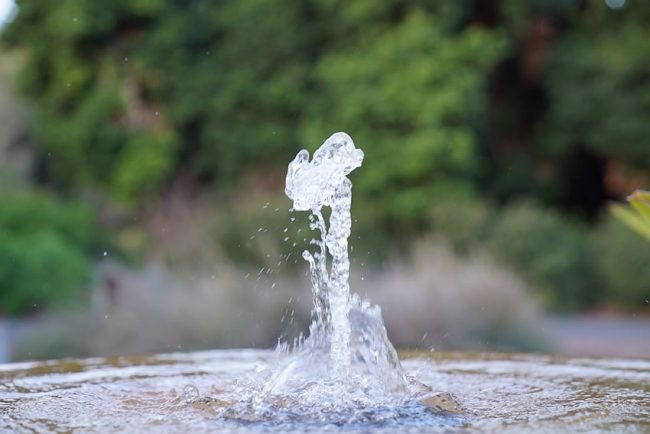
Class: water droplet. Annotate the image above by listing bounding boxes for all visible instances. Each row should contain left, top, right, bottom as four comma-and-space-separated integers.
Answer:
182, 384, 199, 402
103, 251, 108, 257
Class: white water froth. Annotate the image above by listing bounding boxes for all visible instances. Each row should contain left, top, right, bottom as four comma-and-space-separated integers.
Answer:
264, 132, 407, 406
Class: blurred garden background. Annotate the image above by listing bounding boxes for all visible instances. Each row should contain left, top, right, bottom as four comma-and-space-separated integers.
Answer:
0, 0, 648, 363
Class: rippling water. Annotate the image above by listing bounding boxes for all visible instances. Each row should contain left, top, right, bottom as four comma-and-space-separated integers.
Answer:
2, 349, 648, 433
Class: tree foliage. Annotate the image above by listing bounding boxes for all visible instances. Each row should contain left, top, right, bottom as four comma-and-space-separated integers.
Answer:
0, 189, 104, 315
303, 9, 504, 224
3, 0, 503, 216
540, 0, 650, 168
2, 0, 650, 313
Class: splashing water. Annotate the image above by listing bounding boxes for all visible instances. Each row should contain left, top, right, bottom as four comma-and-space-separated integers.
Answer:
264, 132, 407, 406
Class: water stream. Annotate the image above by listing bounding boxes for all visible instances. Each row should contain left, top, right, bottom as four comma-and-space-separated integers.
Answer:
265, 132, 407, 403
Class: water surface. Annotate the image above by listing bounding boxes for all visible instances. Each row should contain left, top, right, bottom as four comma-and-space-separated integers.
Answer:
2, 349, 648, 433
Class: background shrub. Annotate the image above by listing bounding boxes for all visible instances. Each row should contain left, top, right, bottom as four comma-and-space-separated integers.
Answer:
591, 217, 650, 310
0, 189, 103, 316
484, 201, 599, 312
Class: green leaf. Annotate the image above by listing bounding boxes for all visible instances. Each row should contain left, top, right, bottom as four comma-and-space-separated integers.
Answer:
610, 202, 650, 242
628, 190, 650, 225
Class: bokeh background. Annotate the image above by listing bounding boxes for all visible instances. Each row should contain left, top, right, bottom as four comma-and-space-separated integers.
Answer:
0, 0, 648, 363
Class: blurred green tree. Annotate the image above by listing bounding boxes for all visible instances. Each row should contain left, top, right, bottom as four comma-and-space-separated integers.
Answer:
479, 0, 650, 219
540, 0, 650, 169
591, 216, 650, 310
484, 201, 598, 311
3, 0, 649, 314
3, 0, 313, 204
3, 0, 503, 217
303, 6, 505, 228
0, 189, 104, 315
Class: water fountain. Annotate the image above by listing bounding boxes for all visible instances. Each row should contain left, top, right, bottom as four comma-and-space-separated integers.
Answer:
1, 132, 649, 433
264, 132, 407, 400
